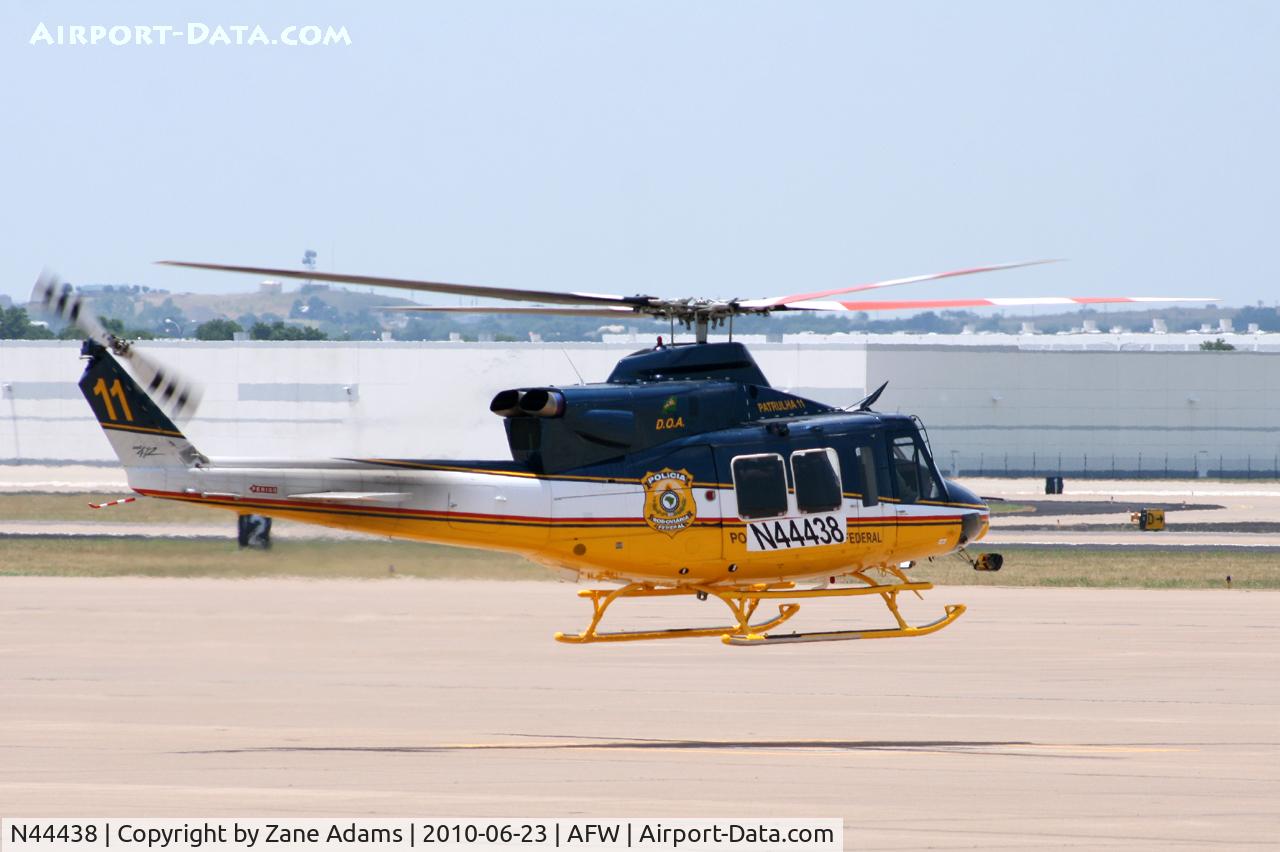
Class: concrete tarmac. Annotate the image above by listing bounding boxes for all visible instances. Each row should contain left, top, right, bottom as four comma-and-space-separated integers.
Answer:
1, 579, 1278, 849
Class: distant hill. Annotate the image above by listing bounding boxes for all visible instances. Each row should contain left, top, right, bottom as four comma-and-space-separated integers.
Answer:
61, 283, 419, 339
129, 285, 418, 324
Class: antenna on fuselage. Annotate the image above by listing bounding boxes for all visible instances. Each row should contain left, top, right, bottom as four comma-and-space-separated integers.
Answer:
848, 380, 889, 412
560, 347, 585, 385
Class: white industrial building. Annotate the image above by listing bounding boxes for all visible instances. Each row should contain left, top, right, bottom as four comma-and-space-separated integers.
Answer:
2, 333, 1278, 478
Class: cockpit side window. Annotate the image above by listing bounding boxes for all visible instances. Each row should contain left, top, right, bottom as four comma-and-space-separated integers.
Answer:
890, 434, 943, 503
791, 448, 842, 514
732, 454, 788, 520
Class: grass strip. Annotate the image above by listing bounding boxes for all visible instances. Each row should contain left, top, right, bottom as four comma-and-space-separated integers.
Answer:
1, 537, 1277, 588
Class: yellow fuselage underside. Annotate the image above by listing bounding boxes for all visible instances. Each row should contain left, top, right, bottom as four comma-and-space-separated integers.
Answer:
151, 490, 980, 585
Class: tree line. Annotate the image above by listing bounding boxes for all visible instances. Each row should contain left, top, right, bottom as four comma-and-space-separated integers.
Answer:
0, 307, 327, 341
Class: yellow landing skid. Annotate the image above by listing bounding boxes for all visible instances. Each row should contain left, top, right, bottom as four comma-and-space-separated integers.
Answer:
723, 604, 965, 646
553, 569, 964, 646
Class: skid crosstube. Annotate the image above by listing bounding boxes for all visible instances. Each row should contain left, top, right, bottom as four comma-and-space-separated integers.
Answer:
554, 571, 964, 646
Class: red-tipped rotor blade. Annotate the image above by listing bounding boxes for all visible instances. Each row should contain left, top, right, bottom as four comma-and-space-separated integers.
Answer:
780, 295, 1220, 312
739, 259, 1062, 309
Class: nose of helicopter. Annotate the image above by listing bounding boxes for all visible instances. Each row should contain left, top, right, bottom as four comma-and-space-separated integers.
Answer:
943, 478, 990, 543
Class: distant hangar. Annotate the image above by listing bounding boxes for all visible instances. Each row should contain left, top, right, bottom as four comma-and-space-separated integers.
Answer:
2, 332, 1278, 478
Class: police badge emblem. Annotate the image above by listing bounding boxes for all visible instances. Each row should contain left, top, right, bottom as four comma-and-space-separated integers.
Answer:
642, 468, 697, 537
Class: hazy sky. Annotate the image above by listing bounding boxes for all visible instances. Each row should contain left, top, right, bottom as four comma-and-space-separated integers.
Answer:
2, 1, 1276, 307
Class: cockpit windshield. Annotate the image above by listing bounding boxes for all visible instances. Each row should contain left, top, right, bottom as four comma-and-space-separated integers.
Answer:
889, 433, 945, 503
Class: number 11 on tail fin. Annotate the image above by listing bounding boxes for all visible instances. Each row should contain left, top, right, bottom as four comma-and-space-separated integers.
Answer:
77, 341, 208, 472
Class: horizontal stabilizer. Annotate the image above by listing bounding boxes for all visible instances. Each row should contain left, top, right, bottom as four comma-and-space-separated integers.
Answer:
286, 491, 411, 503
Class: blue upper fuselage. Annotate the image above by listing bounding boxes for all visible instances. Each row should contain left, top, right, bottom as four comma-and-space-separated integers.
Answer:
408, 341, 961, 507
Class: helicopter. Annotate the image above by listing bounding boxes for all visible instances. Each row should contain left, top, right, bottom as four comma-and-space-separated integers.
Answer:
36, 262, 1215, 645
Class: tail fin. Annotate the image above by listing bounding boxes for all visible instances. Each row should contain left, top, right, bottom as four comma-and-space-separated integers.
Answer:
77, 341, 208, 470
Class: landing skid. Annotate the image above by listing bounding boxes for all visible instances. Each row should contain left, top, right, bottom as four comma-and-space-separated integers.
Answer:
723, 604, 964, 645
554, 568, 963, 646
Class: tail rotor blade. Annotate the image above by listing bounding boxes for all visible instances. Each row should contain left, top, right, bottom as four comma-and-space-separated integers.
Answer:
32, 269, 204, 421
124, 345, 203, 420
34, 269, 111, 344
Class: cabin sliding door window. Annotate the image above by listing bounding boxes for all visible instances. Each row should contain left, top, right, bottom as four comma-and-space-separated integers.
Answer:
732, 454, 788, 519
791, 448, 842, 514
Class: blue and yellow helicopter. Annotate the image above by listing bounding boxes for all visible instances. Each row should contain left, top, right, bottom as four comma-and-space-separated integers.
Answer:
37, 262, 1213, 645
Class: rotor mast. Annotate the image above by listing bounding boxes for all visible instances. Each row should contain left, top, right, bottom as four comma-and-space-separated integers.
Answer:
683, 303, 732, 343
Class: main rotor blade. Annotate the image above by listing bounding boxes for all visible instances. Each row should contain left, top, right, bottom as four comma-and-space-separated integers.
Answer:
32, 270, 203, 419
380, 305, 638, 317
779, 295, 1220, 312
159, 261, 654, 309
738, 259, 1063, 309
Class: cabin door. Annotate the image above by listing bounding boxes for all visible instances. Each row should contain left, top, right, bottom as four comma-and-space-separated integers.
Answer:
848, 439, 898, 561
884, 427, 947, 557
